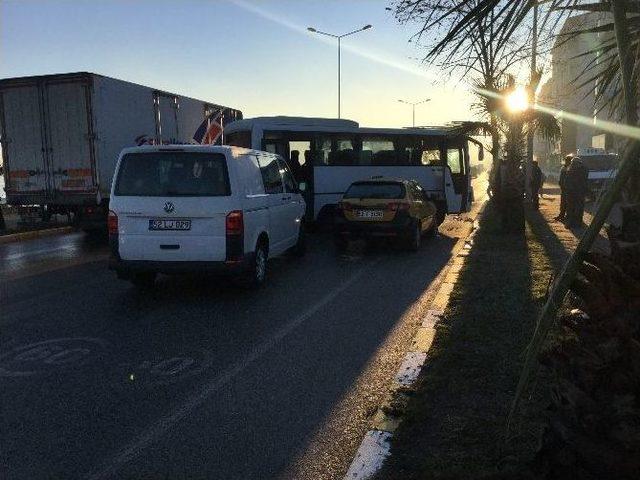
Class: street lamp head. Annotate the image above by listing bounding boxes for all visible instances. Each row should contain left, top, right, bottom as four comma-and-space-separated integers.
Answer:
307, 27, 316, 32
363, 24, 372, 30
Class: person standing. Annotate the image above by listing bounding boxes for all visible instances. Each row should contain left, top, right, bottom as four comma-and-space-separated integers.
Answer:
530, 160, 543, 210
555, 155, 572, 221
565, 156, 589, 227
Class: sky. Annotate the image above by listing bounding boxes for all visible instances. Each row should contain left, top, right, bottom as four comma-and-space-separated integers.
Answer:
0, 0, 477, 128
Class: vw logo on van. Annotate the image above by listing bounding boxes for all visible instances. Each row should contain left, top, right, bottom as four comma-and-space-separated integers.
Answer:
163, 202, 175, 213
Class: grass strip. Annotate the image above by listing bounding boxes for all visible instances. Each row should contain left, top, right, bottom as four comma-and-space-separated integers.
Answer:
377, 202, 561, 480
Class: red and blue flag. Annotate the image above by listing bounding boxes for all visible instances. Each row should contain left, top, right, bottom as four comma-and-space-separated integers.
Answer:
193, 109, 225, 145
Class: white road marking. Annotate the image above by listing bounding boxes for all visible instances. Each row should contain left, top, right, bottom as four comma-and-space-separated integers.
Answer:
395, 351, 427, 386
87, 260, 379, 480
422, 309, 443, 328
343, 430, 392, 480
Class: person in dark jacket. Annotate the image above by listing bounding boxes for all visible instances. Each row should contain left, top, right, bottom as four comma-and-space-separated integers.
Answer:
565, 156, 589, 227
530, 160, 543, 209
555, 155, 572, 221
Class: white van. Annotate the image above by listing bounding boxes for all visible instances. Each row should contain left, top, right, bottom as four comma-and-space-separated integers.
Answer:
108, 145, 306, 287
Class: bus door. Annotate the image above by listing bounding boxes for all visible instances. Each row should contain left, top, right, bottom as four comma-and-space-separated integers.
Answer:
444, 145, 468, 213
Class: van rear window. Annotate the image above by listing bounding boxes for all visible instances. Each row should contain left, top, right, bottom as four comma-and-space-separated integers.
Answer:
344, 182, 405, 199
115, 152, 230, 197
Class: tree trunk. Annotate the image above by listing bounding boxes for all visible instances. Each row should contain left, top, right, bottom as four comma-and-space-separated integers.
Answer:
489, 112, 501, 198
612, 0, 640, 203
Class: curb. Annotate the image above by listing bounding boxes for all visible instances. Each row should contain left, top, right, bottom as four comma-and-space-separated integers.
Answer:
0, 226, 75, 245
344, 203, 486, 480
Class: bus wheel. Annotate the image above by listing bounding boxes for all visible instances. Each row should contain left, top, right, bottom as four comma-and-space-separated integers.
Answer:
291, 222, 306, 257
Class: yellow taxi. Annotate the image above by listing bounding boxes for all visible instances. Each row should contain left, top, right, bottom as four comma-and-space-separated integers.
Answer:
334, 177, 438, 251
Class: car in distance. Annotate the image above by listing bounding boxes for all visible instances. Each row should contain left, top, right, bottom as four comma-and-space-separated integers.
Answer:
333, 177, 437, 251
108, 145, 306, 288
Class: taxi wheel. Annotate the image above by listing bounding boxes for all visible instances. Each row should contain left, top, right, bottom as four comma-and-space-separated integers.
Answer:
406, 221, 422, 252
426, 219, 438, 238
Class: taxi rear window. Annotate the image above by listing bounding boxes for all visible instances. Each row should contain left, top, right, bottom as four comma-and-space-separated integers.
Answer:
344, 182, 405, 199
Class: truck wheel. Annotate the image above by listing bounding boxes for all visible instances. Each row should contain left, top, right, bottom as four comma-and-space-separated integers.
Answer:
41, 206, 52, 223
130, 272, 156, 289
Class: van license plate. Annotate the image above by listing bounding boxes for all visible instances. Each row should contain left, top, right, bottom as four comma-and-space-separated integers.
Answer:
357, 210, 383, 219
149, 219, 191, 231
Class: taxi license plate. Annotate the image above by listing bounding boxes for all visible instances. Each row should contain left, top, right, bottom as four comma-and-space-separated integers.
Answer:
149, 219, 191, 231
356, 210, 383, 219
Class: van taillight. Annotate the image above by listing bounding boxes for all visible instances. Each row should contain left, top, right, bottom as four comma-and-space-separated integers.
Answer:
225, 210, 244, 262
107, 211, 118, 235
226, 210, 244, 235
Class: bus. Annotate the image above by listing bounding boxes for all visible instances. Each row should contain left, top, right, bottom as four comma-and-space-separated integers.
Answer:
224, 116, 483, 224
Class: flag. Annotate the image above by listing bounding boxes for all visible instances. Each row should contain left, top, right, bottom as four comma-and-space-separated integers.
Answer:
193, 108, 225, 144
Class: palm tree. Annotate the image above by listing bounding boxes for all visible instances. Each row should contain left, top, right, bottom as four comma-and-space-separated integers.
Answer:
479, 73, 560, 232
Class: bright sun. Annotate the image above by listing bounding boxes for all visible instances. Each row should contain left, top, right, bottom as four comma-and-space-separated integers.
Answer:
506, 86, 529, 113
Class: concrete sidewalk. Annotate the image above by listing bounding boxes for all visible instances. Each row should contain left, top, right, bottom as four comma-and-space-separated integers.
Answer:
537, 185, 611, 259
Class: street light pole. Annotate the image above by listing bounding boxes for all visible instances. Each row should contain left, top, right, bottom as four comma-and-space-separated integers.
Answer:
307, 24, 372, 119
338, 36, 341, 118
398, 98, 431, 127
526, 1, 539, 201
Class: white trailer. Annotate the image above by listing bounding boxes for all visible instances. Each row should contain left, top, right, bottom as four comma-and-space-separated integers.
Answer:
0, 72, 242, 229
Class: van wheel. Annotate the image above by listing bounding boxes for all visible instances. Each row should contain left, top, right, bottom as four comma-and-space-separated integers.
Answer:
130, 272, 156, 289
291, 222, 306, 257
406, 221, 422, 251
334, 234, 348, 253
242, 242, 268, 288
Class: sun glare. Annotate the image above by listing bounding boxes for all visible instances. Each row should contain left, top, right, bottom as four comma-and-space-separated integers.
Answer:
506, 86, 529, 113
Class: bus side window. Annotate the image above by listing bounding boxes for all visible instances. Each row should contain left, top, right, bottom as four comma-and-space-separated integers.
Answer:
446, 148, 463, 174
312, 137, 332, 165
422, 148, 441, 166
225, 130, 251, 148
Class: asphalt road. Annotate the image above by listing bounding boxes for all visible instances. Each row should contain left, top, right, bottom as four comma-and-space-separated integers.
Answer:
0, 210, 476, 479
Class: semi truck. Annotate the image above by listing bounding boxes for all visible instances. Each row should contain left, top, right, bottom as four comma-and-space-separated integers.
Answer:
0, 72, 242, 229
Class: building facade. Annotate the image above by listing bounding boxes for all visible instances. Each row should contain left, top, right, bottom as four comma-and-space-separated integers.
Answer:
535, 11, 619, 172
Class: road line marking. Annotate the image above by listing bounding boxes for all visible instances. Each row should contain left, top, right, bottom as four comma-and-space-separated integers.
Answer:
394, 352, 427, 386
86, 260, 380, 480
410, 328, 435, 353
422, 309, 443, 328
343, 430, 392, 480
